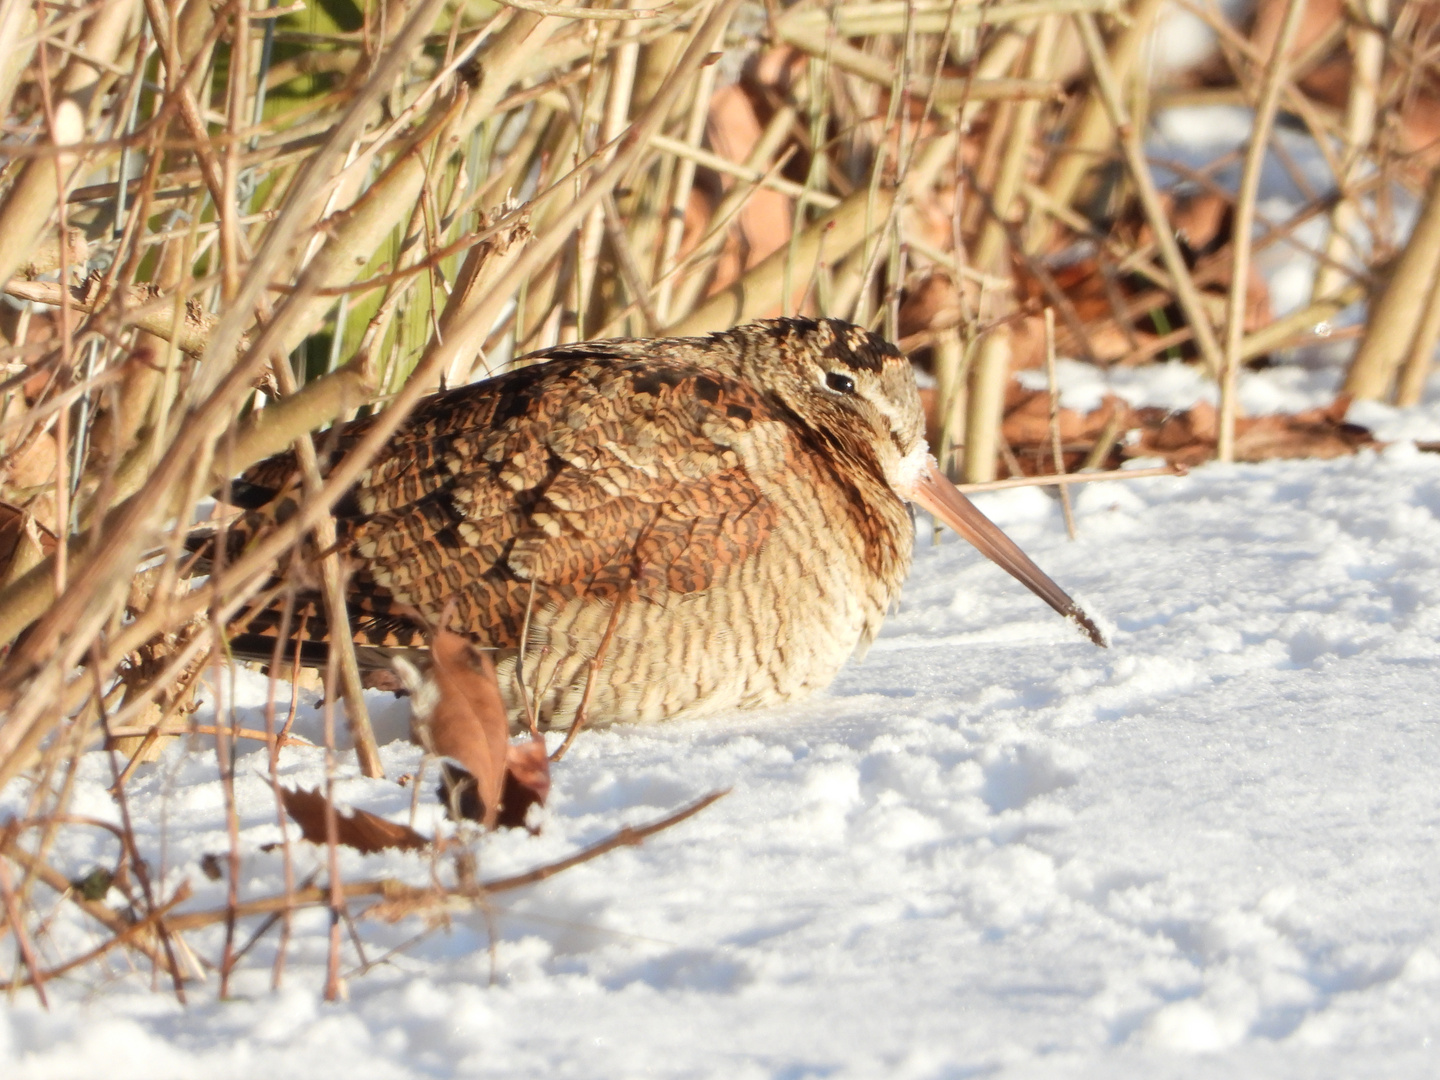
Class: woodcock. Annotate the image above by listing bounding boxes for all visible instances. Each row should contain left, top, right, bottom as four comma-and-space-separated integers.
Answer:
209, 318, 1104, 730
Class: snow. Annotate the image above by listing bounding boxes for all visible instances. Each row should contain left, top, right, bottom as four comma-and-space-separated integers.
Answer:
7, 384, 1440, 1076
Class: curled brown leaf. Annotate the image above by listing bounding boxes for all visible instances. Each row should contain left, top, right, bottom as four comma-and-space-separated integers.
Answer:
497, 738, 551, 832
280, 786, 429, 855
421, 628, 510, 829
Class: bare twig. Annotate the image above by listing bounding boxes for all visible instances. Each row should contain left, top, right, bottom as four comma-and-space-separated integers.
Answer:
1219, 0, 1308, 462
1043, 309, 1077, 538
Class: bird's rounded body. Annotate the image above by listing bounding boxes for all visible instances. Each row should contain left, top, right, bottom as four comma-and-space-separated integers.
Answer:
484, 367, 915, 726
215, 317, 1095, 731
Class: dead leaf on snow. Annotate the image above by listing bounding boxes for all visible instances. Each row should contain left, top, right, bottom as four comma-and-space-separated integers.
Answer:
497, 737, 551, 832
420, 628, 509, 829
280, 786, 429, 854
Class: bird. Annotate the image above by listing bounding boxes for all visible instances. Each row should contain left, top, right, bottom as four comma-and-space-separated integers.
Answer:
201, 317, 1103, 731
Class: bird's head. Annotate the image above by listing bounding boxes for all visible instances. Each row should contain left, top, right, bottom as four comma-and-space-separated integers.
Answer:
725, 318, 930, 496
722, 317, 1106, 647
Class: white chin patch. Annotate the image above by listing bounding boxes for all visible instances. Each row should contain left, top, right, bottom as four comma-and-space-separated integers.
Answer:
892, 446, 934, 499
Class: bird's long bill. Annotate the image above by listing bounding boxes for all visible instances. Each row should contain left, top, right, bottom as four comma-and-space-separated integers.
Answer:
909, 460, 1107, 647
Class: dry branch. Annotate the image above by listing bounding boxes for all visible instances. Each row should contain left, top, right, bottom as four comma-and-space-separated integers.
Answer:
1344, 170, 1440, 400
1219, 0, 1308, 461
16, 791, 729, 946
668, 186, 897, 336
0, 0, 138, 290
3, 279, 231, 358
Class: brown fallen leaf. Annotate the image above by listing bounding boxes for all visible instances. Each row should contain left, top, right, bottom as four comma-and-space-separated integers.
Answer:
279, 786, 429, 854
1232, 398, 1377, 463
436, 738, 553, 831
0, 503, 23, 570
360, 667, 408, 694
1002, 385, 1132, 448
421, 628, 510, 829
497, 738, 551, 832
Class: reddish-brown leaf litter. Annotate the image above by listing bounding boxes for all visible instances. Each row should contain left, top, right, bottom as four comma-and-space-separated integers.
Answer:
279, 785, 429, 855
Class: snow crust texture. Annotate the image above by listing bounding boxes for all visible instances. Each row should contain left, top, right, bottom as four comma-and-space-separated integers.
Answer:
5, 438, 1440, 1078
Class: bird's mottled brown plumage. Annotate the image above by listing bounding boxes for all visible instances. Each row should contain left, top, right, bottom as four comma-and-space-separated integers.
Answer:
205, 317, 1098, 730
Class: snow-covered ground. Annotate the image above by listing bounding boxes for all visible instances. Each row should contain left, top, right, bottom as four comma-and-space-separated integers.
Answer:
5, 357, 1440, 1078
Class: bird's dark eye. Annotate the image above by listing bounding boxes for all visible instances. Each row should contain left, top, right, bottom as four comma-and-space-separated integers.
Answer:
825, 371, 856, 394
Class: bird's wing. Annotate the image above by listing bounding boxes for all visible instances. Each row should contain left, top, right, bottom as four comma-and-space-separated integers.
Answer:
222, 355, 783, 651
